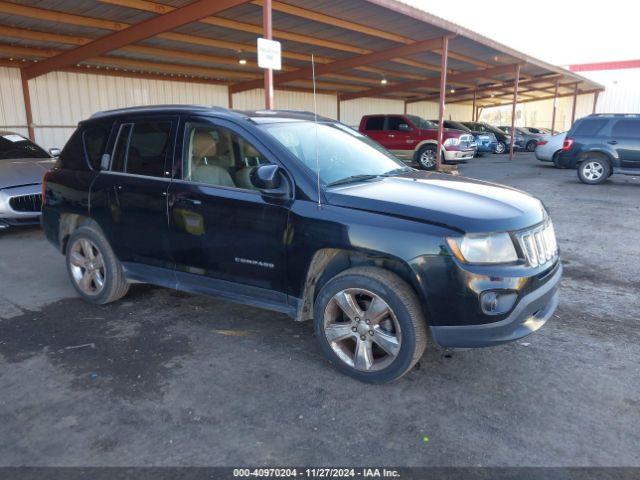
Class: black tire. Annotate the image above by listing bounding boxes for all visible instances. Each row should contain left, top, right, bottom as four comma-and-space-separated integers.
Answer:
65, 224, 130, 304
415, 144, 437, 170
313, 266, 427, 384
526, 140, 537, 152
495, 141, 506, 154
552, 151, 567, 169
577, 156, 611, 185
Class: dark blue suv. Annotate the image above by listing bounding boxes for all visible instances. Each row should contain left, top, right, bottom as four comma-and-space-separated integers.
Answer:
558, 114, 640, 184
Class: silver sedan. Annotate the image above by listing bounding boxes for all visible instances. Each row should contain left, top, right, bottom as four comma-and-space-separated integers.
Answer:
534, 132, 567, 168
0, 131, 57, 230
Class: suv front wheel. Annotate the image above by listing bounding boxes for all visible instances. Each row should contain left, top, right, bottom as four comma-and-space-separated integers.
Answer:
578, 157, 611, 185
313, 267, 427, 383
415, 144, 438, 170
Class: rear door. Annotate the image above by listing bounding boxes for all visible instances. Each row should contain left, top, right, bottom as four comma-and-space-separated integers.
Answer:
609, 118, 640, 168
361, 116, 387, 146
91, 116, 176, 270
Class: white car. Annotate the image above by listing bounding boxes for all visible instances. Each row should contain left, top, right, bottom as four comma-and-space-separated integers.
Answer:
534, 132, 566, 168
0, 131, 57, 230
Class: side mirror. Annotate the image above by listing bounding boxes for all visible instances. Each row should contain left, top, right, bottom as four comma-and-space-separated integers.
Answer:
398, 123, 412, 132
49, 148, 61, 157
250, 164, 283, 191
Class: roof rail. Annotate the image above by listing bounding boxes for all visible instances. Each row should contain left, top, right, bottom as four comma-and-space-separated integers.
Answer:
589, 113, 640, 117
90, 104, 229, 118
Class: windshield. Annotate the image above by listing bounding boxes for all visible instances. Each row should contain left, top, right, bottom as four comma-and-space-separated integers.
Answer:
405, 115, 436, 130
443, 121, 471, 132
0, 134, 49, 160
485, 124, 509, 136
260, 121, 408, 186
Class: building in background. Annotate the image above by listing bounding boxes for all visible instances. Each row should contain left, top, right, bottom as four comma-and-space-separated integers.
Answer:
480, 59, 640, 131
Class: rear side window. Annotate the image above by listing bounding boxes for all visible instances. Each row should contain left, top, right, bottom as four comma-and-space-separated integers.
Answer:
364, 116, 384, 131
572, 119, 608, 136
111, 121, 172, 177
611, 119, 640, 138
58, 129, 86, 170
83, 125, 110, 170
126, 121, 171, 177
386, 116, 405, 131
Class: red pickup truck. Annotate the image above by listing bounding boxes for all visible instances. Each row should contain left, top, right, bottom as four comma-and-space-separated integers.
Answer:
359, 114, 476, 169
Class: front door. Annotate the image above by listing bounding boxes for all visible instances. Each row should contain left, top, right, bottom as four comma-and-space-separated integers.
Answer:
90, 117, 176, 270
384, 116, 416, 161
167, 117, 290, 304
609, 118, 640, 169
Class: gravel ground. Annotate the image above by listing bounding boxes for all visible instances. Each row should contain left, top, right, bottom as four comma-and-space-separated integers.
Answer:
0, 152, 638, 467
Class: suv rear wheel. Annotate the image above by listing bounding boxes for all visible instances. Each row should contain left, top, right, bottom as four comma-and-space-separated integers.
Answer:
578, 157, 610, 185
526, 140, 537, 152
66, 225, 130, 304
313, 267, 427, 383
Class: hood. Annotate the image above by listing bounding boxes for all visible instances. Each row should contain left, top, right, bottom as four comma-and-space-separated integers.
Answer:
325, 171, 546, 233
0, 158, 54, 190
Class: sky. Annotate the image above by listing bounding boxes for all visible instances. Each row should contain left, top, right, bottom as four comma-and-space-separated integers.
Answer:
401, 0, 639, 66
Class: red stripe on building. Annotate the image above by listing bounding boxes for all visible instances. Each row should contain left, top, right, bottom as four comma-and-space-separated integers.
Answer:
569, 59, 640, 72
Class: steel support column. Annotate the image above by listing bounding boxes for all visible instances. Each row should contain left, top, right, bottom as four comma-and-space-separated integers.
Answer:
509, 64, 520, 161
551, 79, 559, 135
570, 83, 579, 126
337, 95, 341, 121
592, 91, 600, 114
471, 88, 477, 121
435, 36, 449, 171
20, 70, 34, 141
263, 0, 274, 109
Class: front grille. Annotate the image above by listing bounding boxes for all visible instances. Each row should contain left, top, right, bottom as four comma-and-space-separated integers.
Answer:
460, 134, 474, 149
9, 194, 42, 213
516, 222, 558, 267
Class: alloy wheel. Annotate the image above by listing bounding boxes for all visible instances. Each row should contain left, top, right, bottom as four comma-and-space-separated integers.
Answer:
68, 238, 106, 295
495, 142, 506, 154
419, 149, 436, 169
323, 288, 402, 372
582, 161, 604, 181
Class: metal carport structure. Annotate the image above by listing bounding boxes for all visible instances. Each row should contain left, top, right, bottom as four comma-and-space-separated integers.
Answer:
0, 0, 603, 167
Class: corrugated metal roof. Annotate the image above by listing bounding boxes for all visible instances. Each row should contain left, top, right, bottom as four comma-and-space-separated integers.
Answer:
0, 0, 603, 104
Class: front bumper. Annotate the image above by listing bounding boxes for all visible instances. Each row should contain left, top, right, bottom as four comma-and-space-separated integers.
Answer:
0, 184, 42, 228
476, 141, 497, 153
430, 262, 561, 348
444, 148, 476, 162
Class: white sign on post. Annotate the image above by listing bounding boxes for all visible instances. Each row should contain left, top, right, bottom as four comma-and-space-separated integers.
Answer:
257, 37, 282, 70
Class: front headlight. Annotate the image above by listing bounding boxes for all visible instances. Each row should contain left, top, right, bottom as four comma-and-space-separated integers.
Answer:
446, 233, 518, 264
443, 137, 460, 146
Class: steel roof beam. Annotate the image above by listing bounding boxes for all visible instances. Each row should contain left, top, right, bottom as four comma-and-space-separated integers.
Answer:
341, 63, 520, 101
21, 0, 253, 80
229, 35, 453, 94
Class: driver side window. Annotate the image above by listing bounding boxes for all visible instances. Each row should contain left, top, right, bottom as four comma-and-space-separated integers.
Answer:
183, 122, 270, 190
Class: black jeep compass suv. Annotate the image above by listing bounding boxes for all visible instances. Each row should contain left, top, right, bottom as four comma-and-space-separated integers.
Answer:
558, 113, 640, 184
42, 106, 562, 383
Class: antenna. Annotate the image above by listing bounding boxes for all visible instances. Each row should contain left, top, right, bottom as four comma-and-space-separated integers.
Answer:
311, 54, 321, 209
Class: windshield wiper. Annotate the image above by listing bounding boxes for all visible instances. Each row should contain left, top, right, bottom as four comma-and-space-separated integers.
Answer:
383, 167, 413, 176
326, 174, 381, 187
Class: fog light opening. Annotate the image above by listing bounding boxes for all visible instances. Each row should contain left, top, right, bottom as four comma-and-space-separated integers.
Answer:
480, 290, 518, 315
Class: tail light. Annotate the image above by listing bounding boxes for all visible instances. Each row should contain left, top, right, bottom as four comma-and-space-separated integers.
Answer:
537, 140, 548, 146
562, 138, 574, 151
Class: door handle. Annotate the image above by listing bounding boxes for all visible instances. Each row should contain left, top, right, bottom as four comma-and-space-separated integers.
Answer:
180, 197, 202, 206
607, 140, 618, 145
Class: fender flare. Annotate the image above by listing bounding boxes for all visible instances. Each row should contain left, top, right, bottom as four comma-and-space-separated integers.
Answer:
413, 140, 443, 161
